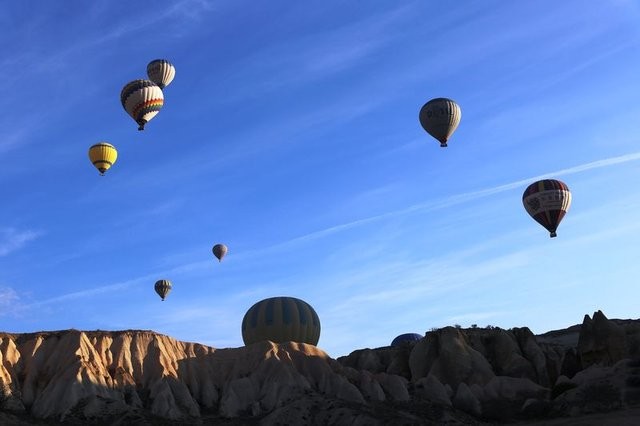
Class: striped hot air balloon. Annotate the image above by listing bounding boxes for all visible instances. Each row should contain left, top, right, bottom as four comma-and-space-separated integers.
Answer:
120, 79, 164, 131
419, 98, 462, 147
391, 333, 423, 347
242, 297, 321, 346
154, 279, 172, 301
147, 59, 175, 89
88, 142, 117, 175
522, 179, 572, 238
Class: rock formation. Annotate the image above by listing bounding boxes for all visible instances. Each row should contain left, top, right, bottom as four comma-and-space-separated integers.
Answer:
0, 311, 638, 424
577, 310, 628, 368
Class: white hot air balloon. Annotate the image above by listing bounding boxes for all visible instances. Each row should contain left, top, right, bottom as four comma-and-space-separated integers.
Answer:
418, 98, 462, 147
120, 79, 164, 131
147, 59, 176, 89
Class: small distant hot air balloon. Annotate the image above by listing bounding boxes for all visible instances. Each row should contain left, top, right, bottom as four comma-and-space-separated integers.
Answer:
154, 279, 172, 301
522, 179, 572, 238
391, 333, 423, 347
88, 142, 117, 176
120, 79, 164, 130
212, 244, 228, 262
242, 296, 321, 346
419, 98, 461, 147
147, 59, 176, 89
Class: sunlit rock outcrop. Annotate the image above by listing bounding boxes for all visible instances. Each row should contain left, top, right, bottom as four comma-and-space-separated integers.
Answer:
0, 310, 638, 424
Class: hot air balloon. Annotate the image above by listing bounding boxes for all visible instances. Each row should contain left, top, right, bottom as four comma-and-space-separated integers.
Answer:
242, 296, 321, 346
88, 142, 117, 175
522, 179, 571, 238
212, 244, 228, 262
419, 98, 461, 147
391, 333, 423, 347
147, 59, 176, 89
120, 79, 164, 130
154, 279, 172, 301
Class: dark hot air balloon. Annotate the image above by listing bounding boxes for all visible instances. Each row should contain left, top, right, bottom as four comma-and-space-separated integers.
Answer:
522, 179, 571, 238
212, 244, 228, 262
391, 333, 423, 347
154, 279, 172, 301
419, 98, 461, 147
242, 296, 321, 346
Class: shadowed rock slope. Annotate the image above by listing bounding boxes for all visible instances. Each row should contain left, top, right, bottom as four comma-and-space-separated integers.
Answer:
339, 310, 640, 423
0, 329, 478, 425
0, 310, 638, 425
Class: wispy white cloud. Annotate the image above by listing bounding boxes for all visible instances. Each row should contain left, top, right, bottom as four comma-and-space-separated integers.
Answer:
0, 286, 20, 315
252, 151, 640, 253
317, 201, 640, 355
37, 0, 214, 68
21, 257, 212, 309
0, 228, 41, 257
443, 311, 509, 326
0, 0, 217, 156
213, 4, 413, 103
0, 128, 28, 155
17, 151, 640, 313
24, 279, 140, 308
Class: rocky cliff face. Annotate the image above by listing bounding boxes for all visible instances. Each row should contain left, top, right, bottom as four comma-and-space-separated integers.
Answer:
0, 329, 471, 425
0, 311, 638, 425
339, 310, 640, 422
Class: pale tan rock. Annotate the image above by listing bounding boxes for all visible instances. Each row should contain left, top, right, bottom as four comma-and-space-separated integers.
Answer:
0, 316, 637, 424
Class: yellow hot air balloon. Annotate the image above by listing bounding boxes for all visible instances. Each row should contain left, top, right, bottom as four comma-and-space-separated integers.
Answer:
88, 143, 117, 176
147, 59, 176, 89
419, 98, 462, 147
120, 79, 164, 131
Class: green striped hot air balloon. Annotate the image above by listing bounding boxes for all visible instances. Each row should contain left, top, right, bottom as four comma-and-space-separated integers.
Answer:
154, 279, 172, 301
241, 296, 321, 346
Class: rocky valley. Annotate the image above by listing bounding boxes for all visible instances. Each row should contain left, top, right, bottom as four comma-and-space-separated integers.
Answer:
0, 310, 639, 425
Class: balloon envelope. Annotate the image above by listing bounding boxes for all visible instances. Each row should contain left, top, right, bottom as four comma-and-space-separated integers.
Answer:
120, 79, 164, 130
212, 244, 228, 262
391, 333, 423, 347
154, 279, 172, 301
522, 179, 571, 238
242, 296, 321, 346
147, 59, 175, 89
419, 98, 461, 147
88, 142, 117, 175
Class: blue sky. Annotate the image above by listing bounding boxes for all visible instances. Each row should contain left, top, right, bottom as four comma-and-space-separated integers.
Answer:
1, 0, 639, 357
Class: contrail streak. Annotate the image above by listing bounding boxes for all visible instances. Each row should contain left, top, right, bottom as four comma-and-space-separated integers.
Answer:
24, 151, 640, 306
